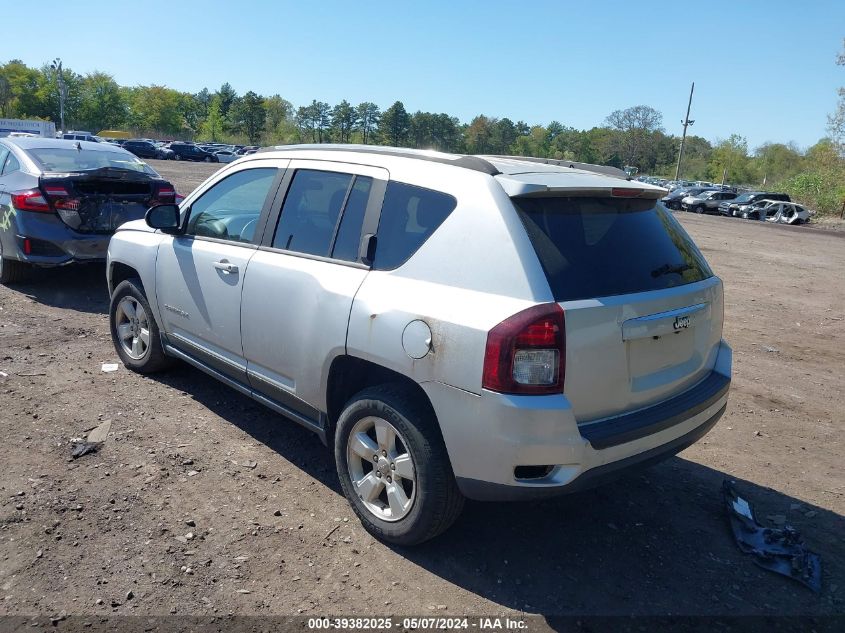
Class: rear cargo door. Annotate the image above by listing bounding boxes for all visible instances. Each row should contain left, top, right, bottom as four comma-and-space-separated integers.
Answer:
512, 195, 724, 421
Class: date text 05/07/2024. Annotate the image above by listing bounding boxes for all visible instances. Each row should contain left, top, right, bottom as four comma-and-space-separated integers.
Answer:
307, 617, 528, 630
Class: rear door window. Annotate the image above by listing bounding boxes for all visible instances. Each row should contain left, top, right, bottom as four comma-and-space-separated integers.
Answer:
373, 182, 456, 270
272, 169, 353, 256
513, 197, 713, 302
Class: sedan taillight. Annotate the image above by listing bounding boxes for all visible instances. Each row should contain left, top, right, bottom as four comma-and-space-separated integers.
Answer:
10, 189, 52, 213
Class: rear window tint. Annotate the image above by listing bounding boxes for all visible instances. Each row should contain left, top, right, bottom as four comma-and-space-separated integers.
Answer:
513, 197, 713, 302
374, 182, 456, 270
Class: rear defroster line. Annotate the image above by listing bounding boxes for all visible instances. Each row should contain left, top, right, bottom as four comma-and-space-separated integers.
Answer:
722, 479, 822, 592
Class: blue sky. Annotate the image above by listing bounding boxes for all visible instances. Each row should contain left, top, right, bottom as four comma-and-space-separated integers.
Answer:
4, 0, 843, 150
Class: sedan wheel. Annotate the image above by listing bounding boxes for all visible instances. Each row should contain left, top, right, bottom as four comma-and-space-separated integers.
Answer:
346, 416, 416, 522
204, 156, 212, 163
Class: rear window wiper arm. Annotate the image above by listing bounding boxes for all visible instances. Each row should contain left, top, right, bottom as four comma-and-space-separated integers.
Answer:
651, 262, 693, 278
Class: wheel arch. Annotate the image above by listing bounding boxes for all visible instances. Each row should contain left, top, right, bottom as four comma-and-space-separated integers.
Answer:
109, 261, 144, 296
325, 355, 441, 448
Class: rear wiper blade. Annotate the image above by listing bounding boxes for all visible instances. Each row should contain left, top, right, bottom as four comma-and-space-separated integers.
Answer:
651, 262, 693, 278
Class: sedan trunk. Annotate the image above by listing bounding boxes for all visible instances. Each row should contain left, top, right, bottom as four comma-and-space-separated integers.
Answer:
40, 169, 173, 234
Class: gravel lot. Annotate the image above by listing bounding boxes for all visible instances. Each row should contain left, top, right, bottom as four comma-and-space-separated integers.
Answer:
0, 159, 843, 620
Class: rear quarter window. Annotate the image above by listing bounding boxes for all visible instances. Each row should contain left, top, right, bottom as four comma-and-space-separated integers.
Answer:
373, 182, 456, 270
513, 197, 713, 302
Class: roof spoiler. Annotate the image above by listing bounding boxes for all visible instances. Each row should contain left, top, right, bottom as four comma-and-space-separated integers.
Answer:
482, 155, 631, 180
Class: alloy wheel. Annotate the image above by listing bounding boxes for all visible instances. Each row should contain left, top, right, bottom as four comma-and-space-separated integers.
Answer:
114, 296, 151, 360
346, 416, 416, 522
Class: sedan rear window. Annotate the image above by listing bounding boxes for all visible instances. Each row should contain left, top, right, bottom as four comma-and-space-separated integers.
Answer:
513, 197, 713, 302
28, 148, 157, 174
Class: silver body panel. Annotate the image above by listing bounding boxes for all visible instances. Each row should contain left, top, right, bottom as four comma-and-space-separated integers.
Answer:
107, 145, 732, 500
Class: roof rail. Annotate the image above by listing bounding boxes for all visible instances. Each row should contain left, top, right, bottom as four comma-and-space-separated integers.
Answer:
256, 144, 501, 175
482, 155, 631, 180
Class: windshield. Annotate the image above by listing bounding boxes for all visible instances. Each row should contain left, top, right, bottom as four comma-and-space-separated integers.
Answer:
513, 197, 713, 301
734, 193, 759, 204
28, 148, 158, 175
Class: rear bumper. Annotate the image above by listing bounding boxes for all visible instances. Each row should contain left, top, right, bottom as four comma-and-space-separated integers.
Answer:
426, 339, 732, 501
3, 210, 112, 266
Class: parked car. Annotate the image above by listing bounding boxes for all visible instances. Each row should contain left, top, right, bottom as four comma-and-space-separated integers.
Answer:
122, 140, 161, 160
168, 142, 219, 162
61, 131, 100, 142
106, 145, 731, 545
0, 137, 177, 283
212, 149, 239, 163
765, 202, 811, 225
681, 189, 737, 214
153, 142, 175, 160
661, 186, 715, 210
718, 191, 790, 217
740, 200, 810, 223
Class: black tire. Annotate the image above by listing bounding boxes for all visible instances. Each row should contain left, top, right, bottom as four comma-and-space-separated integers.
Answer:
695, 205, 704, 214
335, 384, 464, 546
0, 241, 29, 284
109, 278, 173, 373
204, 156, 212, 163
174, 153, 182, 161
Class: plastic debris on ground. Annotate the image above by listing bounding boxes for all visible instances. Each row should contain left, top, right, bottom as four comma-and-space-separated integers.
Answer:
70, 419, 113, 459
722, 479, 822, 592
101, 363, 119, 372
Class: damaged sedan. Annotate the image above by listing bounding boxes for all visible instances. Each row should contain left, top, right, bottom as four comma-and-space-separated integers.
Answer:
0, 137, 179, 283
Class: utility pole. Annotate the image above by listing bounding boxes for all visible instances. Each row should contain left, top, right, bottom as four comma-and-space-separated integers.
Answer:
50, 58, 67, 134
674, 82, 695, 181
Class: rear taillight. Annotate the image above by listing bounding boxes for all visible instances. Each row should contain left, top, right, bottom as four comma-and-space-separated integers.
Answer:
152, 184, 177, 205
43, 185, 80, 211
482, 303, 565, 395
11, 189, 52, 213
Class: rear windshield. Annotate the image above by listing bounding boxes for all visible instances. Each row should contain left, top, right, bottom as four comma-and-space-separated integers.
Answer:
513, 197, 713, 302
29, 148, 157, 175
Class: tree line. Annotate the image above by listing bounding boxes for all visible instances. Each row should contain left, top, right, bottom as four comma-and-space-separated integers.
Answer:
2, 56, 844, 216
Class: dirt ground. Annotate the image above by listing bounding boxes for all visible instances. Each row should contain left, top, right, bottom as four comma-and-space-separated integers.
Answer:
0, 159, 843, 621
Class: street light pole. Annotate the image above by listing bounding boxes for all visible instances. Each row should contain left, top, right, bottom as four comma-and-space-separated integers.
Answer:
51, 58, 66, 134
674, 82, 695, 181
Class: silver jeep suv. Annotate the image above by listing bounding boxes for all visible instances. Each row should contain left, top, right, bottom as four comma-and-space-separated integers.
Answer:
106, 145, 732, 545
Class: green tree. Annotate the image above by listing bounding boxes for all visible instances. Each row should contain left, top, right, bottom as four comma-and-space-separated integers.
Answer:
330, 100, 357, 143
198, 95, 224, 141
491, 117, 517, 154
76, 72, 126, 131
230, 90, 266, 143
464, 115, 494, 154
355, 102, 380, 144
707, 134, 758, 184
262, 94, 297, 144
216, 82, 238, 119
127, 85, 184, 136
754, 142, 803, 185
604, 105, 664, 169
379, 101, 410, 146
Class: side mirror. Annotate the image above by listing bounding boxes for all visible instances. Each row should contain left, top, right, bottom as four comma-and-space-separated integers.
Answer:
145, 204, 182, 234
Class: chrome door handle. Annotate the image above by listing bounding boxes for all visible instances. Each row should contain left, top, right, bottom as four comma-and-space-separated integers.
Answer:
213, 261, 238, 274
